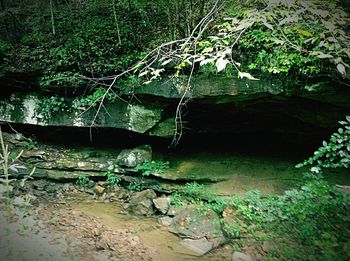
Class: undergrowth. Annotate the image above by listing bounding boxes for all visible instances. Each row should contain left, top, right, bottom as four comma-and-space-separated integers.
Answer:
171, 174, 350, 260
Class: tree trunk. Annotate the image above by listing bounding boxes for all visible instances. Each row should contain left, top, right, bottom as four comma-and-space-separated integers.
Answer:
50, 0, 56, 35
0, 0, 10, 40
112, 0, 122, 45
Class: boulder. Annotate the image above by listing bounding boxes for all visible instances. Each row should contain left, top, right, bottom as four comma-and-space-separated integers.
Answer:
125, 189, 157, 216
180, 238, 214, 256
116, 145, 152, 168
158, 216, 173, 226
170, 206, 225, 248
232, 252, 253, 261
94, 184, 105, 195
152, 197, 170, 214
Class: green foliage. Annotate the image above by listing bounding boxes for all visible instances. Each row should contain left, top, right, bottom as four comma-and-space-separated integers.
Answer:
169, 165, 350, 260
296, 116, 350, 170
36, 96, 69, 122
169, 193, 185, 207
0, 127, 35, 198
135, 0, 350, 88
75, 87, 119, 109
136, 160, 169, 177
215, 0, 350, 80
1, 0, 348, 94
127, 182, 144, 192
177, 182, 227, 213
23, 137, 37, 151
220, 174, 350, 260
0, 0, 177, 88
75, 175, 92, 187
105, 172, 121, 186
270, 177, 350, 260
181, 182, 213, 200
0, 40, 11, 63
39, 72, 84, 89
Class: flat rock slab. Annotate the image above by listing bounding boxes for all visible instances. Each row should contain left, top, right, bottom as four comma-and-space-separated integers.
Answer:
232, 251, 253, 261
180, 238, 214, 256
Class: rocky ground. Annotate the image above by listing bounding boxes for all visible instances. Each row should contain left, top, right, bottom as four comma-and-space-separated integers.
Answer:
0, 181, 160, 261
0, 130, 274, 260
0, 178, 267, 261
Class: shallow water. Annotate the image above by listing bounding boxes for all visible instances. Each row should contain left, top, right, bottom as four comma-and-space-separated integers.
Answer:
70, 200, 233, 261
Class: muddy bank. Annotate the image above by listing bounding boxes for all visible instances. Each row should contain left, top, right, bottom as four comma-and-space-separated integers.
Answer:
1, 180, 236, 261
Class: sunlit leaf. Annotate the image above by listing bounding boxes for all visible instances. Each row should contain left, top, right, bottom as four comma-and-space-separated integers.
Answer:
279, 16, 298, 25
9, 164, 26, 172
238, 72, 259, 80
310, 9, 329, 18
274, 39, 285, 45
138, 70, 149, 77
322, 20, 336, 31
153, 69, 165, 77
336, 63, 346, 77
263, 22, 274, 30
317, 53, 333, 59
235, 21, 253, 31
343, 49, 350, 58
216, 58, 229, 72
202, 47, 214, 53
231, 17, 239, 24
161, 59, 172, 66
200, 58, 215, 66
296, 28, 313, 37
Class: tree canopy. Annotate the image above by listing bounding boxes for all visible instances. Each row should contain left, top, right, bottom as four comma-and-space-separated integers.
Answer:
0, 0, 349, 90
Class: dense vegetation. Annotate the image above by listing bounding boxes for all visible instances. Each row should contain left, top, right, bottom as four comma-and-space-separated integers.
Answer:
173, 174, 350, 260
170, 117, 350, 260
1, 1, 350, 260
1, 0, 349, 92
0, 0, 217, 88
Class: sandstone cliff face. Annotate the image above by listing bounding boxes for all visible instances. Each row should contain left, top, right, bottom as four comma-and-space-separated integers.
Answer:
0, 76, 349, 138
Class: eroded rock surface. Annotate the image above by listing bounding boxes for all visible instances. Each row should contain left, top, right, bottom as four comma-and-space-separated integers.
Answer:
180, 238, 214, 256
125, 189, 157, 216
170, 206, 226, 255
152, 196, 170, 214
1, 76, 349, 138
116, 145, 152, 168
